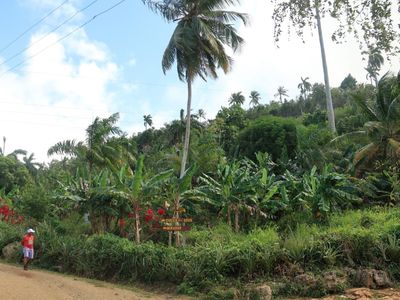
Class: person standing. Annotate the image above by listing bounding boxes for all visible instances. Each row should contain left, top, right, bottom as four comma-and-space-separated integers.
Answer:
21, 228, 35, 270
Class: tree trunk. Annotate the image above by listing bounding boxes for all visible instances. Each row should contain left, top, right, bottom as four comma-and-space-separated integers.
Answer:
316, 4, 336, 133
227, 205, 232, 227
174, 79, 193, 247
234, 205, 239, 233
180, 79, 192, 178
134, 206, 141, 244
174, 195, 180, 247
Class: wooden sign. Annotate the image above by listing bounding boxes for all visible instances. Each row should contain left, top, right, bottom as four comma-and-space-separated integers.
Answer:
162, 226, 191, 231
160, 218, 193, 223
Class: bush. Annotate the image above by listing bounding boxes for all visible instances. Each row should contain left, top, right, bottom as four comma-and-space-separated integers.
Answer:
238, 116, 298, 161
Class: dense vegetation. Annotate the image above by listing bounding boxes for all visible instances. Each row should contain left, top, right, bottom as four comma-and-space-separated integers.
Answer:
1, 0, 400, 298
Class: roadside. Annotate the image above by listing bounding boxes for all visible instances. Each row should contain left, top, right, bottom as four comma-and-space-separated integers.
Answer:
0, 262, 193, 300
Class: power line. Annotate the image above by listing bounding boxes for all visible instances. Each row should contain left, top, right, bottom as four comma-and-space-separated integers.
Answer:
0, 0, 128, 78
0, 0, 69, 54
0, 0, 100, 68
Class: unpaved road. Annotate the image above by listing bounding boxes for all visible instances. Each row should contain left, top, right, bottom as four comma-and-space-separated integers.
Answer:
0, 263, 192, 300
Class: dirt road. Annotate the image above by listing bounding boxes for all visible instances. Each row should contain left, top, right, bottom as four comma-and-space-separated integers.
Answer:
0, 263, 192, 300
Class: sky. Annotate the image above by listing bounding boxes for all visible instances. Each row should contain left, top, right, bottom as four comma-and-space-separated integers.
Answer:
0, 0, 399, 163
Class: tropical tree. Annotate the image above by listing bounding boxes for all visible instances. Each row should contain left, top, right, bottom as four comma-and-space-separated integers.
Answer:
143, 0, 247, 241
249, 90, 261, 107
143, 114, 153, 129
143, 0, 247, 180
197, 109, 206, 121
274, 86, 288, 103
48, 113, 123, 172
334, 73, 400, 170
298, 77, 311, 100
363, 48, 384, 86
229, 92, 246, 107
23, 153, 42, 178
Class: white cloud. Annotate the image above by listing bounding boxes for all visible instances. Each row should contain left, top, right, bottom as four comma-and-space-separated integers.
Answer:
0, 22, 118, 163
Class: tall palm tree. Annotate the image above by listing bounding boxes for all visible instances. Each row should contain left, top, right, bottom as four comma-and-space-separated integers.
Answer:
249, 90, 261, 107
143, 114, 153, 129
143, 0, 247, 245
315, 3, 336, 132
143, 0, 247, 180
274, 86, 288, 103
48, 113, 123, 172
229, 91, 246, 107
298, 77, 311, 100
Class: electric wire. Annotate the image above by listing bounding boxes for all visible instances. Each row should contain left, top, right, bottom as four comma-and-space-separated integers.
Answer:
0, 0, 100, 68
0, 0, 69, 54
0, 0, 128, 78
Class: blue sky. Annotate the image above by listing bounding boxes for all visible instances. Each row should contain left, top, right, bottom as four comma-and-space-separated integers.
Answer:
0, 0, 399, 162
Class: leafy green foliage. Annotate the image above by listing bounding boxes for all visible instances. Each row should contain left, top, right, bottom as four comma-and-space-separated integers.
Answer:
238, 116, 298, 161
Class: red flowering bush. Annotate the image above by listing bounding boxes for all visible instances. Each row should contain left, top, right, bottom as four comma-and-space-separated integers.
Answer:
0, 198, 24, 225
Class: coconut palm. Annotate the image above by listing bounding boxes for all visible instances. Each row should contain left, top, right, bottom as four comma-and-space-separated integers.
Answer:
315, 3, 336, 132
143, 114, 153, 129
249, 90, 261, 107
48, 113, 123, 172
143, 0, 247, 244
143, 0, 247, 180
229, 92, 246, 107
274, 86, 289, 103
333, 73, 400, 170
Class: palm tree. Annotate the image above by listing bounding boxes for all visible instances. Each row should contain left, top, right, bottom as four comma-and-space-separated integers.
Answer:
143, 0, 247, 244
143, 0, 247, 179
197, 109, 206, 121
333, 74, 400, 170
229, 92, 246, 107
249, 90, 261, 107
363, 48, 384, 86
143, 114, 153, 129
274, 86, 288, 103
48, 113, 123, 172
315, 3, 336, 132
23, 153, 42, 177
298, 77, 311, 100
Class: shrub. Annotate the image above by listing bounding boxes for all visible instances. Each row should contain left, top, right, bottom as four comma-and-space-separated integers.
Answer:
238, 116, 298, 161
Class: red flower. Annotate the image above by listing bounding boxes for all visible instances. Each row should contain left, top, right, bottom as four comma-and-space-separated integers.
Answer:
118, 218, 126, 228
146, 208, 154, 216
145, 215, 153, 222
127, 212, 134, 219
157, 208, 166, 216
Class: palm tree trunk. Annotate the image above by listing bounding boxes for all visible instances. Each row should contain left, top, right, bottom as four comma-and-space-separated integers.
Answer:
174, 79, 192, 247
180, 79, 192, 178
315, 4, 336, 133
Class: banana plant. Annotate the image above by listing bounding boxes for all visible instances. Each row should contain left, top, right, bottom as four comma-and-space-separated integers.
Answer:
113, 155, 173, 243
199, 161, 253, 232
299, 165, 362, 219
